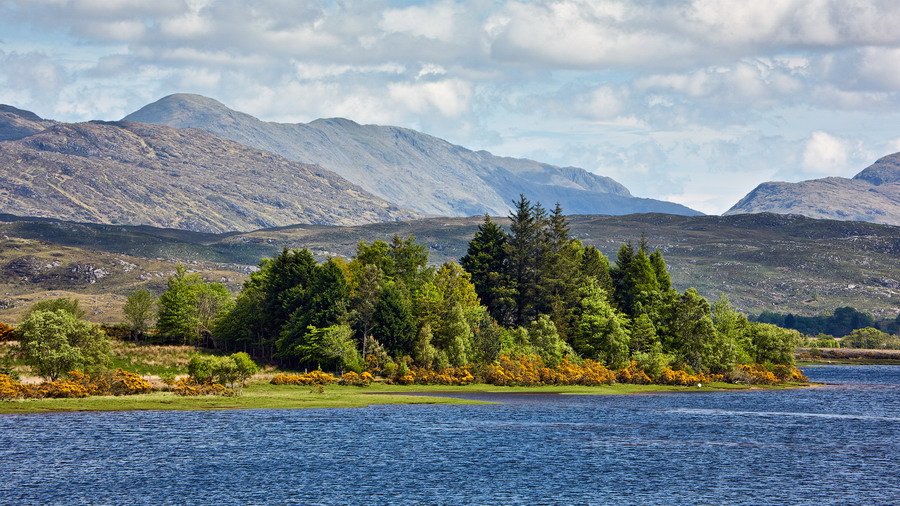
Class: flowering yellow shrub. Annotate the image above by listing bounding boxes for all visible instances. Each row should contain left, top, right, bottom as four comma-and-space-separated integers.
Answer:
33, 380, 90, 398
271, 371, 337, 386
110, 369, 153, 395
406, 366, 475, 385
172, 377, 231, 396
0, 322, 14, 342
772, 364, 808, 382
0, 374, 26, 400
339, 371, 374, 386
730, 363, 807, 385
616, 362, 652, 384
483, 355, 617, 386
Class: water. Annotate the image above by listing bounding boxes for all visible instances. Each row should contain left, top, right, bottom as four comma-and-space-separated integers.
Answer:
1, 365, 898, 504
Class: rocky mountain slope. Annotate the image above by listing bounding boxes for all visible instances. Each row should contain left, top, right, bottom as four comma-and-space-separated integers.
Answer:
3, 212, 896, 319
725, 153, 900, 225
124, 93, 701, 217
0, 105, 55, 141
0, 113, 416, 233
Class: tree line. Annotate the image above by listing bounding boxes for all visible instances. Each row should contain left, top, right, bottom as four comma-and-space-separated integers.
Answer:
127, 196, 802, 376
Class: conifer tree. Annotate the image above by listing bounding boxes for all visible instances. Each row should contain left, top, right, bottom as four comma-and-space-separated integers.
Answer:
372, 281, 417, 356
505, 194, 547, 326
460, 215, 511, 323
580, 246, 614, 299
649, 249, 672, 292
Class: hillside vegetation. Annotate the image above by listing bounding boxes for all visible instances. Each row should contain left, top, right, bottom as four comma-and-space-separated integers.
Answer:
0, 212, 896, 320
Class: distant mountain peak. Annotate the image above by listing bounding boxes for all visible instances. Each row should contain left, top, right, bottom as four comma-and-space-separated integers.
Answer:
124, 93, 700, 217
853, 152, 900, 186
725, 152, 900, 226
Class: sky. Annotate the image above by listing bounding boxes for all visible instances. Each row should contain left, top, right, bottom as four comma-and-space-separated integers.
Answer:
3, 0, 900, 215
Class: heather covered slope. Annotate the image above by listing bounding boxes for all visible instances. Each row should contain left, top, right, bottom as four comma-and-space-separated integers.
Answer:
124, 93, 701, 217
1, 212, 896, 319
0, 117, 416, 233
725, 153, 900, 225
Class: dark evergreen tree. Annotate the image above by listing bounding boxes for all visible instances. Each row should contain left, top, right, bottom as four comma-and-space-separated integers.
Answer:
459, 215, 511, 322
505, 194, 548, 326
649, 248, 672, 292
372, 281, 417, 356
276, 259, 350, 362
580, 246, 614, 299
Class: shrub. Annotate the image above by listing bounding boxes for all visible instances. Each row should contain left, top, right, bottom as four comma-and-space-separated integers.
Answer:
33, 380, 90, 398
0, 374, 26, 400
339, 371, 374, 386
110, 369, 153, 395
270, 371, 336, 386
172, 377, 231, 396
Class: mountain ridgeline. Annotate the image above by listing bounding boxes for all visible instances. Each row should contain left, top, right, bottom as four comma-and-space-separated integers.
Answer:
0, 116, 416, 233
725, 152, 900, 226
123, 93, 702, 218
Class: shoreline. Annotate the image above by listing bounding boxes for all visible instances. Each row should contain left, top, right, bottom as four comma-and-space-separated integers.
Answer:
0, 380, 815, 415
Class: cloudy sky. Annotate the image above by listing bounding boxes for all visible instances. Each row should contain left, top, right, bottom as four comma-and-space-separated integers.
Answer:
3, 0, 900, 214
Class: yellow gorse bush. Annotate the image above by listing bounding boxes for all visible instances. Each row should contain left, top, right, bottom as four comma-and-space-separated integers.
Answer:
339, 371, 374, 386
172, 377, 232, 396
271, 371, 337, 386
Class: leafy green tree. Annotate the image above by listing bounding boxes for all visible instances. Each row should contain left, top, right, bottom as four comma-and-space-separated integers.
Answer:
412, 324, 437, 368
669, 288, 719, 371
356, 240, 395, 279
389, 234, 429, 289
711, 295, 752, 367
157, 266, 230, 345
470, 309, 504, 364
572, 281, 630, 368
747, 322, 801, 365
157, 266, 203, 344
123, 288, 156, 341
257, 249, 317, 350
630, 313, 659, 353
231, 352, 259, 388
16, 309, 111, 380
276, 259, 350, 362
843, 327, 898, 349
294, 325, 363, 372
349, 263, 383, 355
527, 314, 569, 366
25, 297, 85, 319
649, 249, 672, 292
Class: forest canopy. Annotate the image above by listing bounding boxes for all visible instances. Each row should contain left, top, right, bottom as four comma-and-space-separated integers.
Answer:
193, 195, 802, 381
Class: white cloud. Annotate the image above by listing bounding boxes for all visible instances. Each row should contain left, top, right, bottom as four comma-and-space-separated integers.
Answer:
801, 131, 850, 175
380, 1, 462, 42
388, 78, 474, 118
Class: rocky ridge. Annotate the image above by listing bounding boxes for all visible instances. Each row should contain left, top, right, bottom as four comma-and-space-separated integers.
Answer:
0, 114, 416, 233
124, 93, 701, 217
725, 153, 900, 226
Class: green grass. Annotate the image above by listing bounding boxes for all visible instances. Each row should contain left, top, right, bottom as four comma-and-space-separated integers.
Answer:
0, 380, 814, 415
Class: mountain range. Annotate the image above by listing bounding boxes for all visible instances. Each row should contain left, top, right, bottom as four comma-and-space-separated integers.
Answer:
123, 93, 701, 218
725, 153, 900, 226
0, 117, 414, 233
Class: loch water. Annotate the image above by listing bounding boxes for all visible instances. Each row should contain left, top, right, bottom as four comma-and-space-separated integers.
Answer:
1, 365, 898, 505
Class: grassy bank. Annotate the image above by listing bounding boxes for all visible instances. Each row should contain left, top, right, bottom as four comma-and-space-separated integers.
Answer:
0, 380, 813, 415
